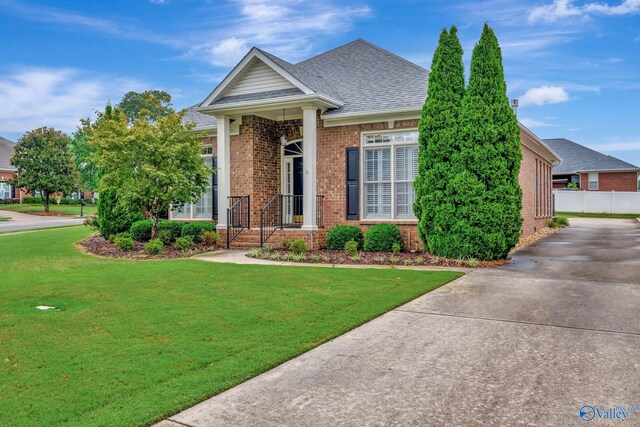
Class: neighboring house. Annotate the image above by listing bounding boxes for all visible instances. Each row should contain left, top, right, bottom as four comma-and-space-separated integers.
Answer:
544, 138, 639, 192
0, 136, 18, 200
176, 39, 561, 249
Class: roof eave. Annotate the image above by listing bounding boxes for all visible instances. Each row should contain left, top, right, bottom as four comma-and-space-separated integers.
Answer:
197, 93, 343, 116
518, 123, 562, 165
575, 168, 640, 173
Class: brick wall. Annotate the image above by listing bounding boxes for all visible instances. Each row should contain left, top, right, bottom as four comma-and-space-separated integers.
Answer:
579, 171, 638, 192
519, 142, 553, 236
202, 116, 554, 250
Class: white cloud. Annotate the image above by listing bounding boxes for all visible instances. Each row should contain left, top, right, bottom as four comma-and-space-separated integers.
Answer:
0, 67, 147, 135
528, 0, 640, 23
592, 141, 640, 151
518, 117, 557, 128
519, 86, 569, 106
190, 0, 372, 67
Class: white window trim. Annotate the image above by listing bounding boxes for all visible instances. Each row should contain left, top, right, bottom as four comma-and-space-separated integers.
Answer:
170, 146, 214, 221
588, 172, 599, 190
360, 129, 419, 222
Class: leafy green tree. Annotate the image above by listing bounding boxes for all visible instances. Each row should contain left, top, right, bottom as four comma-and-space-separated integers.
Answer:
413, 26, 465, 251
10, 127, 79, 212
443, 23, 522, 260
70, 124, 100, 201
89, 105, 210, 239
117, 90, 172, 123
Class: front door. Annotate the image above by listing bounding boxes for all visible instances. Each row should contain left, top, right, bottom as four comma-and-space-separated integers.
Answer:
283, 155, 303, 224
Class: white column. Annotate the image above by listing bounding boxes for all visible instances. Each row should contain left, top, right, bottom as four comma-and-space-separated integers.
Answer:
216, 115, 231, 230
302, 106, 318, 229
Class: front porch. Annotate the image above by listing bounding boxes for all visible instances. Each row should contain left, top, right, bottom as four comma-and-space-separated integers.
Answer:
207, 104, 327, 248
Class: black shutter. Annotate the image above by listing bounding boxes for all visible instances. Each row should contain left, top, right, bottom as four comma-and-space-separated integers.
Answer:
346, 147, 359, 220
212, 157, 218, 221
11, 185, 15, 199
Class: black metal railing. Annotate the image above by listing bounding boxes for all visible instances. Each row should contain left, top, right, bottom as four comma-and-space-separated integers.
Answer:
227, 195, 250, 248
259, 194, 324, 246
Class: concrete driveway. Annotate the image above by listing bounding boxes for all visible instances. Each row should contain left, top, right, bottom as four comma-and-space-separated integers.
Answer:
159, 218, 640, 427
0, 209, 84, 232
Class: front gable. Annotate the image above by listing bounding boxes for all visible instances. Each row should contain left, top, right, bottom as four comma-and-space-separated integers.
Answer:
200, 48, 315, 107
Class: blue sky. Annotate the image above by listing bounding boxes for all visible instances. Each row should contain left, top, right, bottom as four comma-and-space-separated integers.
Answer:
1, 0, 639, 165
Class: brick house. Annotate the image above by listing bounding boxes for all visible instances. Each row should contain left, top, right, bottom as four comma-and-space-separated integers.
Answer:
544, 138, 639, 192
174, 39, 561, 249
0, 136, 18, 201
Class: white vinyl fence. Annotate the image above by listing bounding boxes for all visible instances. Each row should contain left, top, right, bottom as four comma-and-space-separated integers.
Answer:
554, 190, 640, 214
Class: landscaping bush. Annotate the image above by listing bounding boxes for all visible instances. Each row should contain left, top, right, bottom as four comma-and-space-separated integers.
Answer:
201, 230, 219, 246
363, 223, 403, 252
97, 190, 144, 239
0, 198, 20, 205
326, 225, 364, 250
144, 239, 164, 254
23, 196, 86, 205
289, 239, 307, 254
344, 239, 359, 257
547, 216, 570, 228
392, 242, 401, 255
174, 236, 195, 251
157, 229, 173, 245
181, 222, 217, 243
157, 220, 184, 242
114, 234, 134, 251
130, 219, 153, 241
23, 196, 42, 204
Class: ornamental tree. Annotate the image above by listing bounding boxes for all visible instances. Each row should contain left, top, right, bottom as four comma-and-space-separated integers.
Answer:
10, 127, 79, 212
89, 104, 210, 239
70, 125, 100, 202
413, 26, 465, 251
445, 23, 522, 260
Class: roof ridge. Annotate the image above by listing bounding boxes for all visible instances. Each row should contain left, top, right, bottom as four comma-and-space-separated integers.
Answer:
297, 38, 428, 73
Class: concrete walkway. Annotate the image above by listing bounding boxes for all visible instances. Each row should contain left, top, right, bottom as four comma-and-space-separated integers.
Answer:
159, 218, 640, 426
0, 209, 85, 232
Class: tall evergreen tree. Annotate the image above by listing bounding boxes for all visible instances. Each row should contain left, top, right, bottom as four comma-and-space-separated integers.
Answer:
443, 23, 522, 260
413, 26, 465, 249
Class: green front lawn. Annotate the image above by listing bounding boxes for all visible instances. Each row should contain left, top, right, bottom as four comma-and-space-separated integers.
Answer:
0, 228, 461, 426
0, 203, 97, 216
556, 211, 639, 219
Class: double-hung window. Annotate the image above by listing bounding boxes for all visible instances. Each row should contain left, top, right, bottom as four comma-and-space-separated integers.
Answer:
588, 172, 598, 190
363, 131, 419, 219
172, 145, 214, 219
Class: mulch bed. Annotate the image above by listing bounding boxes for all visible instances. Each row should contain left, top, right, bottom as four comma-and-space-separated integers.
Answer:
248, 248, 508, 268
79, 234, 216, 260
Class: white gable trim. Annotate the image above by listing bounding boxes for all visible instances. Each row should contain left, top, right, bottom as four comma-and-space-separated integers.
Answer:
200, 48, 315, 107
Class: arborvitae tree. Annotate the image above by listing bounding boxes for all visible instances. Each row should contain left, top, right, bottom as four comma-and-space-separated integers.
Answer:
96, 190, 144, 239
441, 23, 522, 260
413, 26, 465, 249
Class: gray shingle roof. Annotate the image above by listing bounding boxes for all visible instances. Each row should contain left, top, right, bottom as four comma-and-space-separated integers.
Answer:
0, 136, 16, 171
543, 138, 639, 174
296, 39, 429, 116
183, 106, 217, 129
188, 39, 429, 128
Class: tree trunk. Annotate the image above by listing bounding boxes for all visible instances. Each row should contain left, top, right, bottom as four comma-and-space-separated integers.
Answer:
150, 212, 159, 240
43, 191, 50, 212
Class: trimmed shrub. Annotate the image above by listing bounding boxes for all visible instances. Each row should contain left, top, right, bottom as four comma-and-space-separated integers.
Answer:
97, 190, 143, 239
392, 242, 401, 254
289, 239, 307, 254
157, 220, 184, 242
157, 229, 173, 244
201, 230, 219, 246
556, 216, 570, 227
363, 223, 403, 252
281, 237, 292, 249
114, 234, 134, 251
326, 225, 364, 250
181, 222, 217, 242
344, 239, 359, 257
144, 239, 164, 254
174, 236, 195, 251
130, 219, 153, 241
